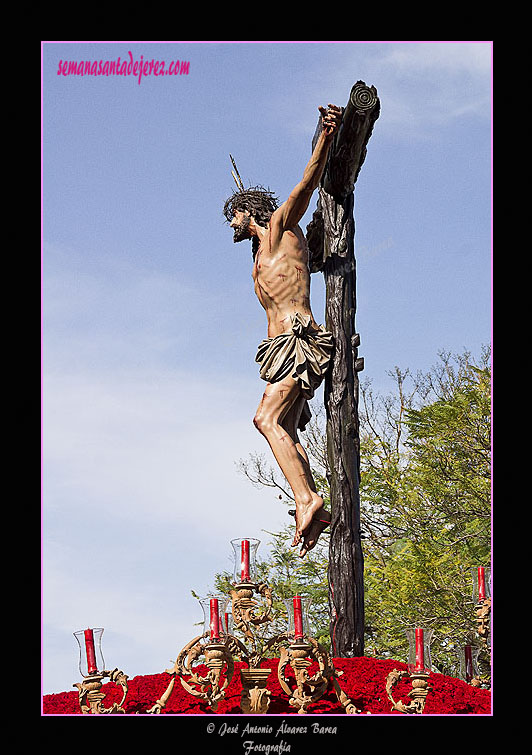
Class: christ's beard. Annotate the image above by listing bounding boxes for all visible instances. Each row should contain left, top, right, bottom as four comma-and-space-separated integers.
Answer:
233, 216, 252, 243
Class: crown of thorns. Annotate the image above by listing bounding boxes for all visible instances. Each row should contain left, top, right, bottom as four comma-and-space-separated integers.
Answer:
223, 155, 279, 223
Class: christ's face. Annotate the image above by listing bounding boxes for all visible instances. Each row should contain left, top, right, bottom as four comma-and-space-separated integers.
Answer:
230, 210, 252, 242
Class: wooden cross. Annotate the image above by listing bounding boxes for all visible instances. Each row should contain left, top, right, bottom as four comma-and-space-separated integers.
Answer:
305, 82, 380, 657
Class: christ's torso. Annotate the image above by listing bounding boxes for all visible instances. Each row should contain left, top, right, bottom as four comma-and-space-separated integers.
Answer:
252, 225, 317, 338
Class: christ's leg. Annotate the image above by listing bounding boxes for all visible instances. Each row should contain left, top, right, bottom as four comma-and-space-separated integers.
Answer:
282, 397, 331, 558
253, 378, 323, 547
282, 396, 317, 493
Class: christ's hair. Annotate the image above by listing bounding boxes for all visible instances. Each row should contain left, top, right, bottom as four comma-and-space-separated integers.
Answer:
223, 185, 279, 228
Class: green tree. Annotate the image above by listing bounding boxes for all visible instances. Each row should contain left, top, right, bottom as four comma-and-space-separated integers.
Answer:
361, 348, 491, 679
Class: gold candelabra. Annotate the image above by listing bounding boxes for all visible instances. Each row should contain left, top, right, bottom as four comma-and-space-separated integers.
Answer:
475, 597, 491, 650
385, 627, 433, 714
71, 560, 493, 715
277, 636, 358, 715
146, 635, 235, 714
471, 566, 491, 688
148, 538, 358, 714
73, 628, 130, 714
385, 669, 431, 714
74, 667, 129, 714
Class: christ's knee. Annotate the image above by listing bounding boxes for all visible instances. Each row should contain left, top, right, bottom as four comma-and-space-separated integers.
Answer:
253, 410, 274, 437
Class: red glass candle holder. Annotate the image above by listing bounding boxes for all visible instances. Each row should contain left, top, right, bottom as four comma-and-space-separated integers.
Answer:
230, 537, 260, 584
405, 627, 433, 674
199, 596, 231, 642
73, 627, 105, 677
283, 596, 311, 642
459, 644, 480, 683
472, 566, 491, 603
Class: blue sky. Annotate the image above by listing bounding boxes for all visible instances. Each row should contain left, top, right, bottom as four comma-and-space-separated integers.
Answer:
42, 41, 492, 695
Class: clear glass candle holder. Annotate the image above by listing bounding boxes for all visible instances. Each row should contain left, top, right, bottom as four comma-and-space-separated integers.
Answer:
199, 595, 231, 642
405, 627, 433, 674
74, 627, 105, 677
459, 644, 481, 683
472, 566, 491, 603
230, 537, 260, 584
283, 596, 312, 642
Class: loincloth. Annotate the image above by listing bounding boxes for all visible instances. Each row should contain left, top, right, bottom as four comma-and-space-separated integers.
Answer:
255, 312, 334, 431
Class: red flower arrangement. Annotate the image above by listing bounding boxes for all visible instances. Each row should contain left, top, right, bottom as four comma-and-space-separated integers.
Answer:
42, 656, 491, 715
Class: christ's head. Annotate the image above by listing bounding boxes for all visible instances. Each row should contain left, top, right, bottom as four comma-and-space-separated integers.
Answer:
223, 186, 279, 241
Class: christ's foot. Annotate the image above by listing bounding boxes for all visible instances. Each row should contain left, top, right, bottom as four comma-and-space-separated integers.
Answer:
291, 494, 324, 549
288, 500, 330, 556
298, 508, 331, 558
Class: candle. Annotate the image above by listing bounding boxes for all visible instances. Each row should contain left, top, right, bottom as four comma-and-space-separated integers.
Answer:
224, 612, 230, 633
477, 567, 486, 602
241, 539, 250, 582
464, 645, 473, 682
293, 596, 303, 640
414, 627, 424, 672
84, 628, 98, 674
210, 598, 220, 640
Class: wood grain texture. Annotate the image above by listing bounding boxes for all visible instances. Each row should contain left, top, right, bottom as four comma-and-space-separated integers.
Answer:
306, 82, 380, 656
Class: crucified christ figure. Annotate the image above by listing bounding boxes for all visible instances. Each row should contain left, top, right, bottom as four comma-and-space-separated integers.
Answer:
223, 104, 342, 557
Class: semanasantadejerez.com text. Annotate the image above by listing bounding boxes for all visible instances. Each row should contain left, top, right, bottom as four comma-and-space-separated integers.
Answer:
57, 51, 190, 84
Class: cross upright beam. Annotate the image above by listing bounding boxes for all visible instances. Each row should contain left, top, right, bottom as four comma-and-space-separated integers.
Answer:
306, 82, 380, 657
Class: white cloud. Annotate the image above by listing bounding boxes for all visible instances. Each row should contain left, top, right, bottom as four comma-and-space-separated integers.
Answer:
377, 41, 492, 76
285, 42, 492, 139
42, 367, 280, 525
42, 241, 220, 369
368, 42, 492, 134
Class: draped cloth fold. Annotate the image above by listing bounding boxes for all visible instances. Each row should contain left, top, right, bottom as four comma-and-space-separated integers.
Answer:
255, 312, 334, 431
